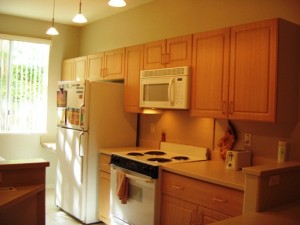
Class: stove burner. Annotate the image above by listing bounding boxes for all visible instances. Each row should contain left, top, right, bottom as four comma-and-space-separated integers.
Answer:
127, 152, 144, 156
144, 151, 166, 156
172, 156, 190, 161
147, 157, 172, 163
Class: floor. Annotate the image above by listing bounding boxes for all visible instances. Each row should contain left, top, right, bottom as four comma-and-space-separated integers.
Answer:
46, 188, 104, 225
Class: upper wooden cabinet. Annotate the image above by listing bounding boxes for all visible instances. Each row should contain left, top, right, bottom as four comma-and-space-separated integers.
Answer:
61, 56, 87, 81
143, 34, 192, 69
191, 28, 230, 119
87, 48, 125, 81
191, 18, 300, 122
124, 45, 144, 113
86, 53, 105, 81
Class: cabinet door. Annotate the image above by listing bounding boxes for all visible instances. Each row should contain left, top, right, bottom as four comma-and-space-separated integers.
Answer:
229, 19, 277, 121
74, 56, 87, 81
61, 58, 74, 81
87, 53, 105, 80
166, 34, 192, 67
144, 39, 166, 69
161, 195, 198, 225
197, 206, 230, 225
124, 45, 144, 113
98, 171, 111, 224
104, 48, 125, 80
191, 28, 230, 118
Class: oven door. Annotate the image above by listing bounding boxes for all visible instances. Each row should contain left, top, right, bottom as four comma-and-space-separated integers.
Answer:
110, 166, 156, 225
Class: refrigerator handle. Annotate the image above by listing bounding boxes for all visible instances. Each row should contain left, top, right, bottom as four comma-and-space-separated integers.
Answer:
79, 131, 84, 184
80, 104, 85, 129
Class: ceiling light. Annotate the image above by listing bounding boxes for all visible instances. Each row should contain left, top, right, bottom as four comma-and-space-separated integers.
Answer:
108, 0, 127, 7
73, 0, 87, 23
46, 0, 59, 35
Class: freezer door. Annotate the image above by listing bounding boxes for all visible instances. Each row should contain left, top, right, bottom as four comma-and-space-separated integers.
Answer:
55, 127, 88, 222
57, 81, 87, 130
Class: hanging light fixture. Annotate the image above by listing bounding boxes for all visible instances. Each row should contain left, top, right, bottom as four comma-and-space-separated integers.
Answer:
108, 0, 126, 7
46, 0, 59, 35
72, 0, 87, 23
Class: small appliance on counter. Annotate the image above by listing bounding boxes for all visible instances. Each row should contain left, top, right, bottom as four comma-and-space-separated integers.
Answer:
225, 149, 251, 170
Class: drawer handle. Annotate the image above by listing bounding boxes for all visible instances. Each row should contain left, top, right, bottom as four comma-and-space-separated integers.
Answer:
172, 185, 184, 190
212, 197, 227, 203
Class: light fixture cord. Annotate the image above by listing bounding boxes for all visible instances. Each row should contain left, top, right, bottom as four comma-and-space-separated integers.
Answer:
51, 0, 56, 26
79, 0, 82, 13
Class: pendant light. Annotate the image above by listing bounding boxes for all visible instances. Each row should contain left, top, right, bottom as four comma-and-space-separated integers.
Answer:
108, 0, 126, 7
73, 0, 87, 24
46, 0, 59, 35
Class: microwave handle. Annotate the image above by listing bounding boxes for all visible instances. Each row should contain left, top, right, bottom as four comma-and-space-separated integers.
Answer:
168, 78, 175, 105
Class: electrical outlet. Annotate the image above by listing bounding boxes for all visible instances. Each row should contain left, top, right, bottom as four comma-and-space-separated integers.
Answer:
244, 133, 252, 147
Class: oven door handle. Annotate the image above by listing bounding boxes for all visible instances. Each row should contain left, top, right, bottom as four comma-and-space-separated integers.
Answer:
112, 167, 153, 183
125, 173, 153, 183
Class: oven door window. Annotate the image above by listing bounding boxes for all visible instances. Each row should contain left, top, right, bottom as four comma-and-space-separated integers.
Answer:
111, 168, 155, 225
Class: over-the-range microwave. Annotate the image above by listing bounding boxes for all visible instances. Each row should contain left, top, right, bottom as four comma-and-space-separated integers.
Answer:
139, 66, 190, 109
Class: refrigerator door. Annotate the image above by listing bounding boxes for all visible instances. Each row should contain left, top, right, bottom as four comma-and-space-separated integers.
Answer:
56, 127, 88, 222
57, 81, 87, 131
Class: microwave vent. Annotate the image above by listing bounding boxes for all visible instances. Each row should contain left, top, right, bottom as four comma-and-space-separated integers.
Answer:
141, 66, 190, 78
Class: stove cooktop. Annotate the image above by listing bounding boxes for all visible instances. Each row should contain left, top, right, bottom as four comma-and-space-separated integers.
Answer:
111, 149, 206, 166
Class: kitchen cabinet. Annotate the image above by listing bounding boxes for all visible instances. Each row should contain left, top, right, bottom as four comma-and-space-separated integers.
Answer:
61, 56, 87, 81
86, 53, 105, 81
143, 34, 192, 69
124, 44, 144, 113
191, 27, 230, 119
160, 171, 243, 225
98, 153, 111, 224
87, 48, 125, 81
191, 18, 300, 122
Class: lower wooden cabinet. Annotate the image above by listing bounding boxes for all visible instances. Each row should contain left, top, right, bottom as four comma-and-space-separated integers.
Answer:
98, 153, 111, 224
160, 171, 243, 225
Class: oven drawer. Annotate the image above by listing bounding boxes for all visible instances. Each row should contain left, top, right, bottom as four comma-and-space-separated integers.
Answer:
161, 171, 243, 217
99, 153, 111, 173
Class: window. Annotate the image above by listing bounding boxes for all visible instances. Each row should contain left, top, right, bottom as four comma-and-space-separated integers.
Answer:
0, 34, 50, 133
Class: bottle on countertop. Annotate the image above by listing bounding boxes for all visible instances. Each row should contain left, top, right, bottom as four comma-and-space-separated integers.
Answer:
277, 140, 287, 163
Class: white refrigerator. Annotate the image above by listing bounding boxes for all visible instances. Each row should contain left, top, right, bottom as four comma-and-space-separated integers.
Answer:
55, 80, 137, 224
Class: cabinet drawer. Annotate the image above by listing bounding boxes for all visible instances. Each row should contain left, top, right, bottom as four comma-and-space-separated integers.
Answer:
99, 154, 111, 173
162, 171, 243, 217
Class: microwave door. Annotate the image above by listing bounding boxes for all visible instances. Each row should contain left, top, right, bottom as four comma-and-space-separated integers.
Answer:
140, 78, 170, 108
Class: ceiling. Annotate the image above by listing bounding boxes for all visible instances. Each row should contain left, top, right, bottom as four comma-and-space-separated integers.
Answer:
0, 0, 154, 26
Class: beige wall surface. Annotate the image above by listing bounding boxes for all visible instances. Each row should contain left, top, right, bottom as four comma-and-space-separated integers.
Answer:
80, 0, 300, 55
80, 0, 300, 164
0, 14, 80, 186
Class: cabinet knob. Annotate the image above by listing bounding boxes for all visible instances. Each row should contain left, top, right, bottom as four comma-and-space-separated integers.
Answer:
172, 185, 184, 190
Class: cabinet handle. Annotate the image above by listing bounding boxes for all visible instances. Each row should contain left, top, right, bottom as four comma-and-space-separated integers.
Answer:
161, 54, 166, 65
229, 101, 234, 114
221, 101, 227, 114
212, 197, 227, 203
172, 185, 184, 190
165, 53, 170, 64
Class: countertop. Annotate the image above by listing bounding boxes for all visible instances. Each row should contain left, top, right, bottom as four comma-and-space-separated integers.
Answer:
0, 158, 50, 170
0, 184, 44, 211
211, 200, 300, 225
161, 160, 245, 191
